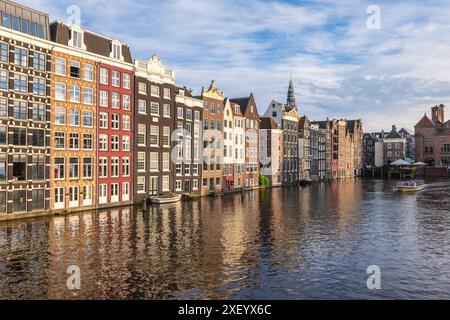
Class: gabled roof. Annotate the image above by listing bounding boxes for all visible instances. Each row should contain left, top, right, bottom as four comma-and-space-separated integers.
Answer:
299, 116, 309, 130
415, 114, 434, 127
230, 101, 244, 117
50, 21, 133, 63
230, 97, 251, 114
260, 117, 278, 130
385, 126, 403, 139
311, 120, 330, 130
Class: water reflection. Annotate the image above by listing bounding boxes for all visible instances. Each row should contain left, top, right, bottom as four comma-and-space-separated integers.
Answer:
0, 179, 449, 299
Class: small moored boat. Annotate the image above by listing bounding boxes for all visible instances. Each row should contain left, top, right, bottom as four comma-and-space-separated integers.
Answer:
396, 181, 426, 192
149, 193, 182, 204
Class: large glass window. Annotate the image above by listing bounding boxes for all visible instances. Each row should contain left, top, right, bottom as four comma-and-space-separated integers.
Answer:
84, 64, 94, 81
31, 129, 45, 147
12, 128, 26, 145
83, 157, 92, 179
13, 101, 28, 119
32, 155, 45, 180
70, 84, 81, 103
83, 111, 93, 127
0, 69, 8, 90
84, 87, 93, 105
83, 133, 92, 150
12, 154, 27, 181
14, 74, 27, 93
14, 48, 28, 67
55, 57, 66, 76
33, 52, 46, 71
32, 103, 46, 121
0, 154, 6, 181
55, 83, 66, 101
69, 157, 79, 179
32, 189, 45, 210
69, 109, 80, 126
54, 132, 65, 149
0, 191, 5, 213
0, 43, 8, 62
55, 107, 66, 125
12, 190, 27, 213
32, 77, 45, 96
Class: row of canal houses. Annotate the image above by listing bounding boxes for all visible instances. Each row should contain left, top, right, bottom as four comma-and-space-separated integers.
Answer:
0, 0, 363, 217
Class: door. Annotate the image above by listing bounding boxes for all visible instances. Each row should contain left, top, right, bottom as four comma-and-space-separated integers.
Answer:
184, 180, 191, 193
54, 187, 65, 209
149, 177, 158, 196
69, 186, 79, 208
83, 185, 92, 206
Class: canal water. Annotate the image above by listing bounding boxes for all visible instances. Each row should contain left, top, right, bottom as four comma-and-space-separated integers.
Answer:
0, 179, 449, 300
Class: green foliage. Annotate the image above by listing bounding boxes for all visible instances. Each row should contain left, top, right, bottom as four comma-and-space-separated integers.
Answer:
259, 175, 270, 188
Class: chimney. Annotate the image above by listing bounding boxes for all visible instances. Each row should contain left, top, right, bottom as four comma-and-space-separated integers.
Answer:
431, 104, 445, 123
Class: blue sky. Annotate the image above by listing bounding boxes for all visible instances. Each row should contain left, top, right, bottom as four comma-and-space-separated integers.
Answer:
24, 0, 450, 131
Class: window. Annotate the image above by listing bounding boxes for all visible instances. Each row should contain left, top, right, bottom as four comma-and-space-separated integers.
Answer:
0, 98, 6, 117
55, 132, 65, 149
0, 153, 6, 183
122, 135, 130, 151
72, 30, 83, 48
12, 154, 27, 181
84, 87, 94, 105
112, 71, 120, 87
12, 190, 27, 213
111, 114, 120, 130
123, 74, 131, 89
176, 164, 182, 175
111, 158, 119, 177
162, 176, 170, 192
83, 111, 93, 127
111, 135, 119, 151
32, 77, 46, 96
112, 44, 121, 60
123, 115, 130, 130
112, 92, 120, 108
69, 133, 80, 150
138, 82, 147, 95
163, 153, 170, 171
194, 111, 200, 121
193, 164, 199, 176
151, 85, 160, 97
163, 104, 171, 117
0, 69, 7, 90
122, 157, 130, 176
150, 152, 159, 172
111, 183, 119, 200
31, 129, 45, 147
100, 68, 109, 85
69, 109, 80, 126
70, 60, 81, 78
83, 134, 93, 150
55, 57, 66, 75
99, 112, 108, 129
31, 189, 45, 211
55, 83, 66, 101
0, 43, 8, 62
186, 109, 192, 121
163, 127, 170, 147
163, 88, 171, 99
137, 152, 146, 171
176, 180, 182, 191
54, 158, 65, 180
138, 100, 146, 114
69, 158, 79, 179
151, 102, 159, 116
32, 155, 45, 180
14, 48, 28, 67
70, 85, 81, 103
177, 107, 184, 119
32, 103, 46, 121
55, 107, 66, 125
84, 64, 94, 81
0, 190, 6, 213
13, 101, 28, 119
99, 134, 108, 151
33, 52, 46, 71
137, 176, 145, 193
100, 90, 108, 107
0, 126, 7, 145
123, 94, 131, 110
150, 126, 159, 146
138, 124, 146, 146
99, 158, 108, 178
14, 74, 27, 93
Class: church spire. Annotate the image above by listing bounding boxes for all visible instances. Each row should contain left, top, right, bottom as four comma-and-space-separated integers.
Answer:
286, 78, 297, 110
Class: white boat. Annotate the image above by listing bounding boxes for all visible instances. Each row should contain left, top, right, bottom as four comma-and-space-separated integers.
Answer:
149, 194, 182, 204
396, 181, 426, 192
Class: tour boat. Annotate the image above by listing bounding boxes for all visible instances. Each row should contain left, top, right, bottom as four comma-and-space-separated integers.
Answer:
149, 194, 182, 204
396, 181, 426, 192
299, 178, 313, 186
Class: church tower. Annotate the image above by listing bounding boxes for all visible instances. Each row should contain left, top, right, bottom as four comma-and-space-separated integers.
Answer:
286, 78, 297, 111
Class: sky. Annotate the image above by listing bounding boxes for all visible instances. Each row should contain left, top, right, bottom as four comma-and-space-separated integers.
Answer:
22, 0, 450, 132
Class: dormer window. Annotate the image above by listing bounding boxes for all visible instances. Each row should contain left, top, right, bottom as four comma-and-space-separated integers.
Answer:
72, 30, 82, 48
112, 44, 121, 60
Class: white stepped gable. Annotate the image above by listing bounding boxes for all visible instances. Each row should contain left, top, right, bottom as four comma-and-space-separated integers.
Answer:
135, 54, 175, 84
